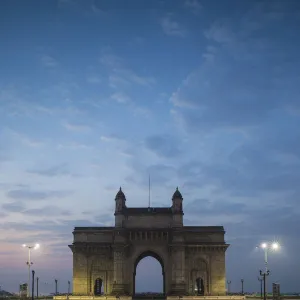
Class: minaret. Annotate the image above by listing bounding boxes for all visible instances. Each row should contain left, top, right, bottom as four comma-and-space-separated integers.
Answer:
114, 187, 126, 227
171, 187, 183, 227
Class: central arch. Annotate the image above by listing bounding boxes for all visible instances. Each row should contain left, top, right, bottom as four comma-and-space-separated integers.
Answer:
133, 250, 165, 296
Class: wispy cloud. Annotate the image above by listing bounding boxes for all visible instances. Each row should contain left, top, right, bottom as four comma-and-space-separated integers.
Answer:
99, 52, 155, 88
28, 163, 71, 177
100, 134, 125, 143
184, 0, 202, 14
115, 69, 155, 87
62, 121, 91, 132
99, 54, 124, 68
145, 134, 182, 158
110, 92, 131, 104
4, 129, 44, 148
86, 75, 102, 84
2, 201, 26, 212
23, 205, 72, 217
40, 54, 58, 68
6, 188, 71, 201
160, 14, 186, 37
56, 142, 93, 150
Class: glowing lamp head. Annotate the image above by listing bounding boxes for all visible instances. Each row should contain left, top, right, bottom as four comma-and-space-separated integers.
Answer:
261, 243, 267, 249
34, 244, 40, 249
272, 242, 279, 250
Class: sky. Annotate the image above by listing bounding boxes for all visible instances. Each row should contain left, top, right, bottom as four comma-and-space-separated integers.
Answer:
0, 0, 300, 294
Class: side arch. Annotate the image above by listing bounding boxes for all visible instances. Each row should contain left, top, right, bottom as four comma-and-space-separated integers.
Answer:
89, 256, 111, 295
189, 257, 209, 295
132, 250, 166, 295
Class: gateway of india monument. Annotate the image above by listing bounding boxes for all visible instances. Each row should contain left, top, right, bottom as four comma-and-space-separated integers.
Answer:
55, 187, 240, 300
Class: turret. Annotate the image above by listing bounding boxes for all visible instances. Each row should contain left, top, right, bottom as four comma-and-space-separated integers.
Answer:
114, 187, 126, 227
171, 187, 183, 227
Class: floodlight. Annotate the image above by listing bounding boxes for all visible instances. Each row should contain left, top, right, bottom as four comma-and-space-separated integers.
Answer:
261, 243, 267, 249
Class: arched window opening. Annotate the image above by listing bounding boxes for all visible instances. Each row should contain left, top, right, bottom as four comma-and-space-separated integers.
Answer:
135, 256, 164, 295
94, 278, 103, 295
195, 277, 204, 295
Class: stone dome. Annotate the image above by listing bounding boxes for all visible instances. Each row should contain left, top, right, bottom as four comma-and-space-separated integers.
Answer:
115, 187, 126, 200
172, 187, 183, 200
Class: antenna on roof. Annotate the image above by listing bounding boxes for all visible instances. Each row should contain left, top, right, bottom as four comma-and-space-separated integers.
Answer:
148, 174, 151, 208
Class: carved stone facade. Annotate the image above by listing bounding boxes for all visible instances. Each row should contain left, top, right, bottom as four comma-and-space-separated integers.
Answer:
69, 188, 229, 296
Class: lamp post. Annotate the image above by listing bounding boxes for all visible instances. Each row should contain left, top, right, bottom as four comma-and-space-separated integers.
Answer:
68, 281, 70, 295
241, 279, 244, 295
36, 277, 39, 298
22, 244, 40, 297
260, 270, 270, 300
55, 279, 58, 295
256, 242, 279, 296
258, 276, 263, 299
32, 270, 35, 300
227, 280, 231, 294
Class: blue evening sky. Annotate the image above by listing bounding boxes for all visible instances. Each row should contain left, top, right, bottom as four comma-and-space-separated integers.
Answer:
0, 0, 300, 294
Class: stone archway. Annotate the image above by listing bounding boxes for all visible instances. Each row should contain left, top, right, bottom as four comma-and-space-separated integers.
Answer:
94, 278, 103, 295
195, 277, 204, 295
132, 250, 165, 296
70, 187, 229, 296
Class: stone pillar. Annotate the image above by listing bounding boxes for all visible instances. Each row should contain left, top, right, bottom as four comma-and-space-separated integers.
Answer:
210, 250, 226, 295
112, 246, 126, 295
170, 245, 186, 295
73, 251, 88, 295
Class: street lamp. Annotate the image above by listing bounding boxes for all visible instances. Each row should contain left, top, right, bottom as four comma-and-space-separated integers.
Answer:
260, 270, 270, 300
22, 244, 40, 297
227, 280, 231, 294
258, 276, 263, 299
257, 242, 280, 272
241, 279, 244, 295
256, 242, 279, 300
55, 279, 58, 295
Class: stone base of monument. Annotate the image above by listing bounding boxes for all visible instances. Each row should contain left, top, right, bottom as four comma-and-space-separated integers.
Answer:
54, 296, 245, 300
53, 296, 132, 300
167, 297, 246, 300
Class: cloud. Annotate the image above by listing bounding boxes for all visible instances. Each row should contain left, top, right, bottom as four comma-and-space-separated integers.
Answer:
110, 92, 131, 104
86, 75, 102, 84
109, 75, 131, 89
99, 51, 155, 89
112, 69, 155, 87
170, 8, 300, 133
160, 14, 186, 37
145, 134, 182, 158
204, 20, 235, 44
62, 121, 91, 132
99, 53, 124, 68
28, 163, 71, 177
2, 201, 26, 212
6, 189, 71, 201
100, 134, 125, 143
184, 0, 202, 14
3, 128, 44, 148
177, 138, 300, 200
23, 205, 72, 217
132, 106, 152, 118
125, 163, 177, 189
40, 55, 58, 68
